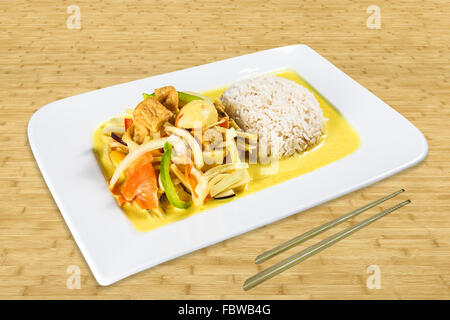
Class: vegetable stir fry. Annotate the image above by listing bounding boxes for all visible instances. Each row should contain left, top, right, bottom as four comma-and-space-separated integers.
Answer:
102, 86, 255, 216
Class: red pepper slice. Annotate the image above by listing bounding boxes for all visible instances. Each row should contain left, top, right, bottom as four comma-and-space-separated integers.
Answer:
218, 117, 229, 129
185, 164, 198, 198
124, 118, 133, 131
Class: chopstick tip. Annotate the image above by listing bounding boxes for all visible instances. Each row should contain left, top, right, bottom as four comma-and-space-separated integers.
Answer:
242, 280, 251, 291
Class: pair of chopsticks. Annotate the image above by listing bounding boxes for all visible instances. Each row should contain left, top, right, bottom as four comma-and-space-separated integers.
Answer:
243, 189, 410, 291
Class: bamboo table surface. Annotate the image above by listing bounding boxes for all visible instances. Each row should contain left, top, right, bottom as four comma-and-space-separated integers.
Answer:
0, 0, 449, 299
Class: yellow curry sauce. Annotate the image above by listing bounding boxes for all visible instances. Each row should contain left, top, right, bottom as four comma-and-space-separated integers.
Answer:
92, 69, 360, 232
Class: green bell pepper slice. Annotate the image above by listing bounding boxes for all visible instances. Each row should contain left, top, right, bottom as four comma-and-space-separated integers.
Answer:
142, 91, 202, 103
142, 92, 155, 99
160, 142, 191, 209
177, 91, 203, 104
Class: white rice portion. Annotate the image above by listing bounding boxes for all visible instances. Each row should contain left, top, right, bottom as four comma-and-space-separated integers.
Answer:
220, 76, 324, 157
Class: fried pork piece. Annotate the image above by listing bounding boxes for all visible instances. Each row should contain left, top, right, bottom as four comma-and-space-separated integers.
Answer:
154, 86, 179, 113
123, 123, 145, 146
133, 96, 173, 141
133, 122, 149, 145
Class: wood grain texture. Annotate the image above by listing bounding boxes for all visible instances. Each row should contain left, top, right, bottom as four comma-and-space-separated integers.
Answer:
0, 0, 449, 299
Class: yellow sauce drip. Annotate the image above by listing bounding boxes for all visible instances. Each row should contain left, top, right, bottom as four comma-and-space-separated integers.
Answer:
92, 69, 360, 232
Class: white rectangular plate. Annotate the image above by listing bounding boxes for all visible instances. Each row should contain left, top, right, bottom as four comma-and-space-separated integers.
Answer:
28, 45, 427, 285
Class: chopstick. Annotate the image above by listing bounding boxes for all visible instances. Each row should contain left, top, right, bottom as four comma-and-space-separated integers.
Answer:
243, 199, 410, 291
255, 189, 405, 264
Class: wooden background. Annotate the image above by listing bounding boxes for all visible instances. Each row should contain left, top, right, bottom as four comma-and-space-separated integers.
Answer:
0, 0, 449, 299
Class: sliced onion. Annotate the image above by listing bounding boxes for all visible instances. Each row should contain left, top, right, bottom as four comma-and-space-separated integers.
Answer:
165, 126, 203, 169
158, 173, 165, 193
182, 91, 214, 106
103, 125, 125, 134
109, 137, 168, 188
167, 135, 189, 160
121, 134, 139, 153
170, 164, 190, 190
190, 166, 208, 205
